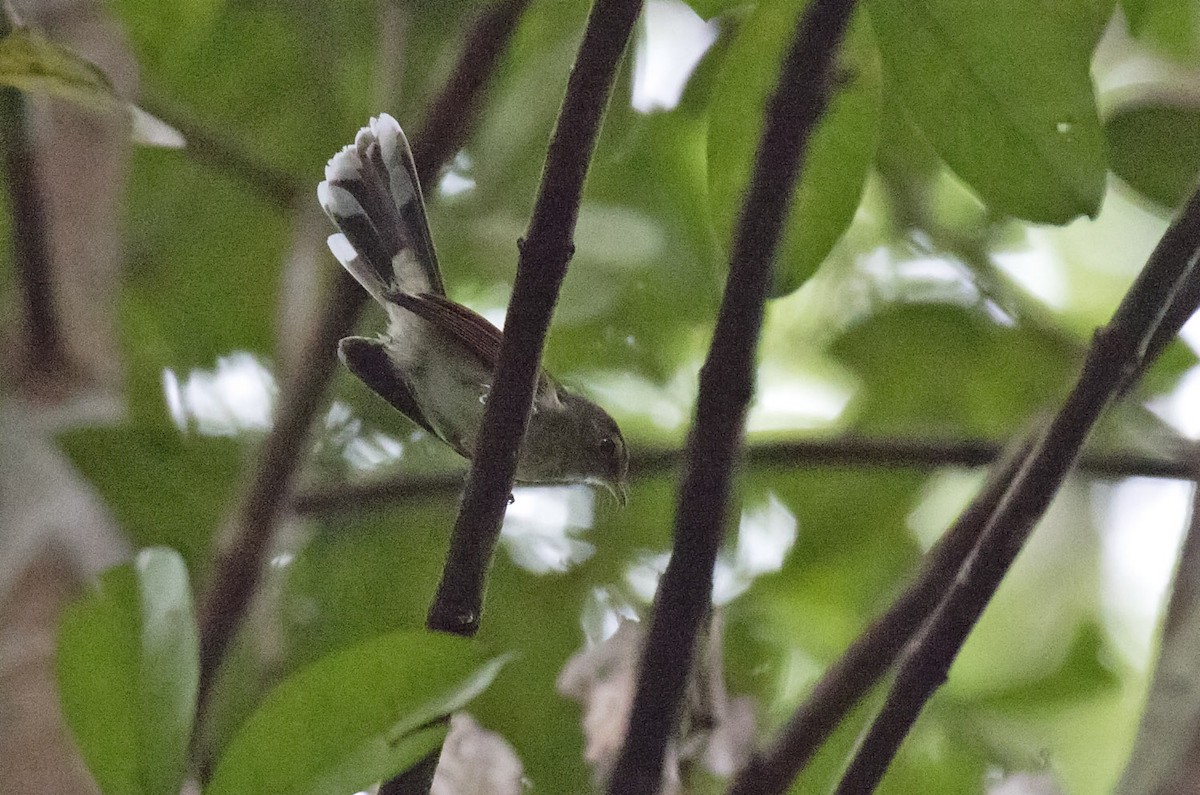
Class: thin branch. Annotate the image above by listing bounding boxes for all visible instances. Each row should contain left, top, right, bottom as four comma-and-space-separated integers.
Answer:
727, 433, 1035, 795
1, 73, 69, 381
194, 0, 530, 708
604, 2, 858, 792
425, 0, 643, 637
291, 435, 1193, 516
834, 180, 1200, 794
138, 96, 305, 210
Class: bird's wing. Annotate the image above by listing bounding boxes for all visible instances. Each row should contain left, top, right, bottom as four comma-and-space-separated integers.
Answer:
388, 292, 555, 398
338, 335, 472, 455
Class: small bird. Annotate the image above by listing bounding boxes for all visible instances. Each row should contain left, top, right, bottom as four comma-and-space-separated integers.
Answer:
317, 114, 629, 504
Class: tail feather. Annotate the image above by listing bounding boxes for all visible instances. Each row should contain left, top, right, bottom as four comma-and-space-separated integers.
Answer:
317, 114, 444, 297
326, 232, 389, 304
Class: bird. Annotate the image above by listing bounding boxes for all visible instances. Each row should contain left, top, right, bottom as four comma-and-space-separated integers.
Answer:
317, 114, 629, 504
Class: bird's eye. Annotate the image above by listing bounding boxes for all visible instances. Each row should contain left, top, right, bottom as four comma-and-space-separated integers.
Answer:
598, 437, 617, 457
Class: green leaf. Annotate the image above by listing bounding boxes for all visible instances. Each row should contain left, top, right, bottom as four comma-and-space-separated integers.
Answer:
829, 304, 1078, 437
679, 0, 746, 18
1122, 0, 1151, 29
1122, 0, 1200, 61
980, 622, 1118, 706
205, 631, 508, 795
708, 0, 882, 296
58, 426, 242, 579
57, 548, 198, 795
1106, 103, 1200, 208
285, 502, 608, 791
868, 0, 1108, 223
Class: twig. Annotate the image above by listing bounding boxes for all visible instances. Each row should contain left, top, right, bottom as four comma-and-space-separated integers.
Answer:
727, 433, 1035, 795
604, 2, 858, 792
291, 435, 1192, 516
138, 95, 305, 210
833, 180, 1200, 794
194, 0, 530, 709
424, 0, 643, 636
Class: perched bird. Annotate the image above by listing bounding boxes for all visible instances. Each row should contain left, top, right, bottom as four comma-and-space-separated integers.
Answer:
317, 114, 629, 503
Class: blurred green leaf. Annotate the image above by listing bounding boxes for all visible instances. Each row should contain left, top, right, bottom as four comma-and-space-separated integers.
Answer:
679, 0, 744, 19
829, 304, 1078, 437
58, 426, 242, 579
1122, 0, 1200, 61
1106, 103, 1200, 209
109, 0, 226, 73
57, 548, 198, 795
121, 152, 288, 383
875, 82, 942, 186
205, 630, 507, 795
708, 0, 881, 296
732, 469, 923, 666
982, 622, 1118, 707
868, 0, 1108, 223
1122, 0, 1151, 28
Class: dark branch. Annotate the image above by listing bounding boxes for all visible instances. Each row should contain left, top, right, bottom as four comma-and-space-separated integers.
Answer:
834, 179, 1200, 794
1133, 246, 1200, 392
138, 96, 306, 210
291, 435, 1193, 516
194, 0, 530, 711
728, 434, 1034, 795
425, 0, 643, 637
605, 2, 858, 792
1, 79, 69, 381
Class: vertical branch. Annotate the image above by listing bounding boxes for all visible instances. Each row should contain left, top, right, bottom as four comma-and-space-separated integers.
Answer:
604, 1, 858, 792
0, 4, 69, 382
425, 0, 643, 636
194, 0, 531, 704
834, 184, 1200, 794
728, 433, 1035, 795
2, 89, 67, 377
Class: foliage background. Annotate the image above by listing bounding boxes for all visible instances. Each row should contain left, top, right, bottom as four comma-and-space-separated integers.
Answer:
5, 0, 1200, 792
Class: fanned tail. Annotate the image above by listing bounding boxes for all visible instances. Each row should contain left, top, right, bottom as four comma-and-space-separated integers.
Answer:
316, 113, 444, 299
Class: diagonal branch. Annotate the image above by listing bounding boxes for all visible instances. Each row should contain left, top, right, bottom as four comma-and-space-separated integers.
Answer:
604, 1, 859, 792
833, 180, 1200, 794
194, 0, 531, 707
425, 0, 644, 637
291, 435, 1193, 516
